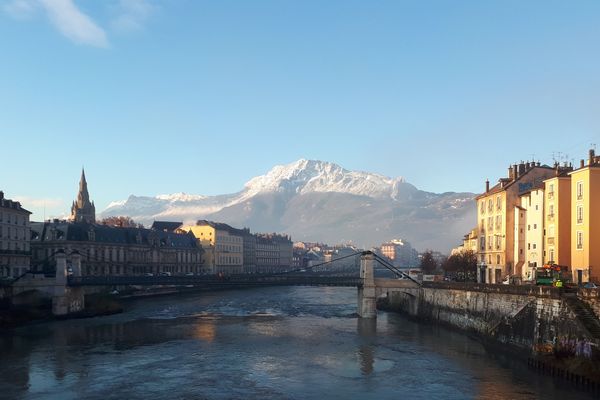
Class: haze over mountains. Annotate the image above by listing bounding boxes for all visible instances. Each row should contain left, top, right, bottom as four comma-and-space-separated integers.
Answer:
102, 160, 476, 251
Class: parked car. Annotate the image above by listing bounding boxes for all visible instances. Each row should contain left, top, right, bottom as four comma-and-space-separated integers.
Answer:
584, 282, 598, 289
159, 271, 172, 277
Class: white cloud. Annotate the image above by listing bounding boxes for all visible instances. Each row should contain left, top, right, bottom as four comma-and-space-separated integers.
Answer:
3, 0, 108, 47
2, 0, 36, 19
12, 196, 65, 209
3, 0, 157, 47
39, 0, 108, 47
110, 0, 156, 33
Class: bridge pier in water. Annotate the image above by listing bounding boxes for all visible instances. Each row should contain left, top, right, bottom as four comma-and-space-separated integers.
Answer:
52, 250, 85, 316
358, 252, 377, 319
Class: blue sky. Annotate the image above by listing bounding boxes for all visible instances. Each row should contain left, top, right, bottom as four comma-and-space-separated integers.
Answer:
1, 0, 599, 220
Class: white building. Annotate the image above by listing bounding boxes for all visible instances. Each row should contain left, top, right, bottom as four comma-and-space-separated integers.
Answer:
514, 188, 545, 281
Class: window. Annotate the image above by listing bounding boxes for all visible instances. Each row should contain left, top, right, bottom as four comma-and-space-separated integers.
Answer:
549, 249, 555, 262
496, 196, 501, 210
496, 255, 501, 265
488, 199, 493, 212
577, 181, 584, 200
548, 184, 554, 198
534, 224, 537, 229
577, 231, 584, 250
548, 204, 554, 217
480, 237, 485, 251
577, 205, 584, 224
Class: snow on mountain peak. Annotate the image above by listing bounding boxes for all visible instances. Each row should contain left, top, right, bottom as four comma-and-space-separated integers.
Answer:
243, 159, 406, 198
155, 193, 207, 202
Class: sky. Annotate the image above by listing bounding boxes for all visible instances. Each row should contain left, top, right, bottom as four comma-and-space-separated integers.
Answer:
1, 0, 599, 220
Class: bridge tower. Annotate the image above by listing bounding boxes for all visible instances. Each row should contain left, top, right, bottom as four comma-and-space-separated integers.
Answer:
52, 250, 85, 316
358, 251, 377, 318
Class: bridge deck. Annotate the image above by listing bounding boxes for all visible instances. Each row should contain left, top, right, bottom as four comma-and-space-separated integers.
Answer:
67, 274, 362, 288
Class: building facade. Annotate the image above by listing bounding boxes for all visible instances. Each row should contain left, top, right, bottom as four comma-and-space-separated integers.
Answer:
514, 188, 545, 281
570, 149, 600, 283
30, 221, 204, 275
543, 166, 572, 268
181, 221, 245, 274
476, 161, 555, 283
380, 239, 418, 268
0, 191, 32, 278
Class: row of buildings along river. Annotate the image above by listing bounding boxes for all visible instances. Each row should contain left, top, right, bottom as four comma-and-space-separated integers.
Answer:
0, 169, 294, 278
451, 148, 600, 285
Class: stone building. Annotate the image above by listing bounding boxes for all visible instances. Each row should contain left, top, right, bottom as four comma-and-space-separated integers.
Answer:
255, 233, 293, 273
30, 221, 204, 276
0, 191, 32, 278
70, 168, 96, 223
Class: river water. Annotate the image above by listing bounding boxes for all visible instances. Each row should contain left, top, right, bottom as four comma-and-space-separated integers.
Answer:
0, 286, 595, 400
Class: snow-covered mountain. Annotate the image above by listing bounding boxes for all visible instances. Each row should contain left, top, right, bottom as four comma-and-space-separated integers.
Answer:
101, 159, 476, 251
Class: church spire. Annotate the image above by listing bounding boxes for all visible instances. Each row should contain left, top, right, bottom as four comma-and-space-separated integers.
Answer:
70, 168, 96, 223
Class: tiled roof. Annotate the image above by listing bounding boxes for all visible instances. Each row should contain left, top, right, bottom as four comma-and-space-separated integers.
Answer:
31, 221, 200, 249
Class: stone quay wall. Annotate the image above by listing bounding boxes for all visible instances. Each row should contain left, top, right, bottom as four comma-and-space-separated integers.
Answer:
383, 282, 594, 353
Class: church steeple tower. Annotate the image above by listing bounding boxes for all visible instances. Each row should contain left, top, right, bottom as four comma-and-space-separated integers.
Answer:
70, 168, 96, 223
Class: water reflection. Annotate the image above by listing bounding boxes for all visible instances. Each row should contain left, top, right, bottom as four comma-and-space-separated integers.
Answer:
193, 320, 216, 342
357, 318, 376, 375
0, 287, 596, 400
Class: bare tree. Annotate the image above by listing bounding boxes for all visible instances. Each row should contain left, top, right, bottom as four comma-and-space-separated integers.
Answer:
100, 216, 143, 228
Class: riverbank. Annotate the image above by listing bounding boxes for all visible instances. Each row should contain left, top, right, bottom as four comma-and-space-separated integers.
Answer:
377, 283, 600, 391
0, 292, 123, 329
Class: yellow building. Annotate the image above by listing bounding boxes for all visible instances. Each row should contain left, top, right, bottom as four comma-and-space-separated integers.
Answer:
543, 166, 572, 268
476, 161, 555, 283
180, 220, 244, 274
451, 228, 478, 256
569, 149, 600, 284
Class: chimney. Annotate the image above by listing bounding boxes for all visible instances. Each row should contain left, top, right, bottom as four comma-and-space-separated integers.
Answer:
590, 149, 596, 165
513, 164, 518, 179
581, 159, 585, 169
485, 180, 490, 192
0, 191, 3, 200
518, 162, 526, 175
508, 166, 514, 180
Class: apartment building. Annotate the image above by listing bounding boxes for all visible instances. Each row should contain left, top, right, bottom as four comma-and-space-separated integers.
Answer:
0, 191, 32, 278
514, 188, 544, 281
476, 161, 555, 283
182, 220, 245, 274
543, 166, 572, 268
570, 149, 600, 283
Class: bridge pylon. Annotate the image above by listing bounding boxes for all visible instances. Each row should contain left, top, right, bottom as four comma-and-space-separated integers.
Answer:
358, 251, 377, 318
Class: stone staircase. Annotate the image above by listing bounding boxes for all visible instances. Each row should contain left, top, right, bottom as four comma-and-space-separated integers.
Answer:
565, 295, 600, 339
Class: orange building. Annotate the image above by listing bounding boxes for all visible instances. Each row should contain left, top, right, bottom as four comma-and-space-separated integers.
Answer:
569, 149, 600, 283
543, 165, 572, 268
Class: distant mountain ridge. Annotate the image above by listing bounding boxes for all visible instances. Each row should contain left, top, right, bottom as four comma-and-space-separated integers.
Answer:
101, 159, 476, 251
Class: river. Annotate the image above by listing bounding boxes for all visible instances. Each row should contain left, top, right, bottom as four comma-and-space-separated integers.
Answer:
0, 286, 595, 399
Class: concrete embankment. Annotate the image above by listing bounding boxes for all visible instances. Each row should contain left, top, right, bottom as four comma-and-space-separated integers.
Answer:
378, 282, 600, 388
